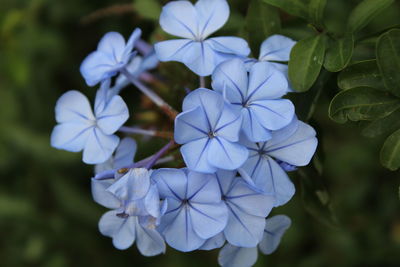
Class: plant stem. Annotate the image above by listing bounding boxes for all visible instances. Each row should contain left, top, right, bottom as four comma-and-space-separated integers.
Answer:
145, 140, 175, 169
199, 76, 206, 88
121, 68, 178, 120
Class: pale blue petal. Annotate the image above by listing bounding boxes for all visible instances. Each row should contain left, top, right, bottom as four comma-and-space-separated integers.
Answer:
218, 244, 258, 267
212, 58, 248, 103
266, 121, 318, 166
135, 218, 166, 256
91, 178, 120, 209
259, 215, 291, 255
215, 170, 237, 194
207, 37, 251, 57
51, 123, 92, 152
155, 39, 194, 62
163, 207, 205, 252
98, 210, 136, 250
181, 138, 217, 173
264, 117, 298, 145
259, 35, 296, 62
159, 1, 198, 39
95, 95, 129, 135
55, 90, 95, 123
183, 41, 220, 76
97, 32, 126, 61
152, 168, 187, 200
250, 99, 295, 130
195, 0, 229, 39
241, 156, 295, 207
123, 28, 142, 60
174, 107, 209, 144
107, 168, 151, 201
80, 51, 122, 86
199, 232, 225, 250
83, 128, 119, 164
187, 171, 221, 203
224, 203, 265, 247
157, 197, 182, 234
113, 137, 137, 169
247, 62, 288, 101
141, 52, 159, 70
94, 80, 114, 113
241, 108, 271, 142
214, 104, 242, 142
116, 56, 142, 87
95, 157, 113, 174
207, 138, 248, 170
144, 183, 161, 218
190, 202, 228, 239
226, 179, 274, 217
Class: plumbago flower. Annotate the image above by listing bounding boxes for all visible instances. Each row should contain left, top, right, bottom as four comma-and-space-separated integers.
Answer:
241, 118, 318, 207
218, 215, 292, 267
216, 171, 274, 247
174, 88, 248, 173
245, 35, 297, 92
91, 168, 166, 255
212, 59, 295, 142
50, 82, 129, 164
152, 168, 228, 252
80, 28, 142, 86
155, 0, 250, 76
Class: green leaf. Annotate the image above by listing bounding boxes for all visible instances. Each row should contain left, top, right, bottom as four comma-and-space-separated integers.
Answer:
347, 0, 394, 33
289, 34, 326, 92
134, 0, 161, 21
376, 29, 400, 97
329, 87, 400, 123
323, 34, 354, 72
246, 0, 281, 57
263, 0, 326, 27
380, 129, 400, 170
337, 60, 385, 90
362, 108, 400, 138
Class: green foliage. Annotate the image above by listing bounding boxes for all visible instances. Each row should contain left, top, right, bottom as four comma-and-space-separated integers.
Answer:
376, 29, 400, 97
380, 129, 400, 170
337, 60, 385, 90
288, 34, 326, 92
245, 0, 280, 56
324, 34, 354, 72
134, 0, 161, 21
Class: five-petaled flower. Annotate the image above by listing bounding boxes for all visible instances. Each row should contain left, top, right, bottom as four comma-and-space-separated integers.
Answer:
174, 88, 249, 173
51, 83, 129, 164
80, 28, 142, 86
240, 118, 318, 207
155, 0, 250, 76
212, 58, 295, 142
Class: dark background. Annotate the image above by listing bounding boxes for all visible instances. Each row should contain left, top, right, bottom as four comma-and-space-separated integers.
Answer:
0, 0, 399, 266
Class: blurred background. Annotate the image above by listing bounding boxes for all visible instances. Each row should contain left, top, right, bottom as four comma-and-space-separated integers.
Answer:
0, 0, 399, 266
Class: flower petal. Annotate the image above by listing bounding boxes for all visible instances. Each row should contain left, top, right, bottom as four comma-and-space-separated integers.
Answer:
174, 107, 209, 144
55, 90, 95, 123
159, 1, 198, 39
207, 137, 248, 170
107, 168, 151, 201
97, 32, 126, 61
154, 39, 194, 62
91, 178, 120, 209
212, 58, 248, 104
95, 95, 129, 135
247, 62, 288, 100
82, 128, 119, 164
218, 244, 258, 267
51, 123, 93, 152
214, 103, 242, 142
135, 218, 166, 256
266, 121, 318, 166
187, 171, 221, 203
152, 168, 187, 200
181, 138, 217, 173
144, 183, 162, 218
207, 37, 250, 57
195, 0, 229, 39
123, 28, 142, 60
98, 210, 136, 250
259, 215, 291, 255
259, 35, 296, 62
199, 232, 225, 250
250, 99, 295, 130
190, 202, 228, 239
113, 137, 137, 169
241, 108, 272, 142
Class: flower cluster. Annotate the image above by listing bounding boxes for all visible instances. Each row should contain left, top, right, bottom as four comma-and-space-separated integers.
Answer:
50, 0, 318, 266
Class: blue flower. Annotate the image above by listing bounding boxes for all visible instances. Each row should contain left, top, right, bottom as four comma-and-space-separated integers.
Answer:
218, 215, 291, 267
153, 168, 228, 252
80, 28, 142, 86
50, 83, 129, 164
212, 59, 295, 142
91, 168, 166, 255
95, 137, 137, 174
245, 35, 297, 92
241, 118, 318, 207
154, 0, 250, 76
215, 170, 274, 247
174, 88, 248, 173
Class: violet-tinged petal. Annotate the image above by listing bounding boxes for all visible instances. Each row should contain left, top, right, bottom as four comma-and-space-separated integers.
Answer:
195, 0, 229, 39
207, 37, 250, 58
218, 244, 258, 267
190, 202, 228, 239
259, 35, 296, 62
207, 138, 248, 170
199, 232, 226, 251
174, 107, 209, 144
152, 168, 187, 200
107, 168, 151, 201
214, 104, 242, 142
250, 99, 295, 131
113, 137, 137, 169
135, 218, 166, 256
91, 178, 120, 209
241, 108, 271, 142
55, 90, 95, 123
123, 28, 142, 60
180, 138, 217, 173
82, 128, 119, 164
155, 39, 194, 62
51, 123, 93, 152
259, 215, 291, 255
186, 171, 221, 203
95, 95, 129, 135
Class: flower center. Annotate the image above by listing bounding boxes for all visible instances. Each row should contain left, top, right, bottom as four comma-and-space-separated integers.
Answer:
208, 131, 217, 138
